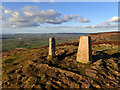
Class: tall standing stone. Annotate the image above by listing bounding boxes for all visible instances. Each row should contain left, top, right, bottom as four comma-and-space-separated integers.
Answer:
49, 37, 55, 57
76, 36, 92, 63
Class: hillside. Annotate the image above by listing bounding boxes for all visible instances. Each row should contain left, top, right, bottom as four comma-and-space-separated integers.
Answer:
73, 31, 120, 45
87, 31, 120, 42
2, 32, 120, 89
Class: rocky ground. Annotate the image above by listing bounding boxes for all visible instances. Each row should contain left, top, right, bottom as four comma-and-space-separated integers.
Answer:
2, 32, 120, 89
2, 40, 120, 89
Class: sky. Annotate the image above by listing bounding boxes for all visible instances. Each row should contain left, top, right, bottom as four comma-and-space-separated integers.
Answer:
1, 2, 119, 34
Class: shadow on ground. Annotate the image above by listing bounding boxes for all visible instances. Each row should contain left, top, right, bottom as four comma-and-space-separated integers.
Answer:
92, 51, 120, 63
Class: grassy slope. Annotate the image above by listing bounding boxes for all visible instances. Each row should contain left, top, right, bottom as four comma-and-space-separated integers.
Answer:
2, 32, 120, 88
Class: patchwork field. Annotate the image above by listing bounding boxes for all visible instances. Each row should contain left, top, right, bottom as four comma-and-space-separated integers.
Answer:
2, 33, 88, 51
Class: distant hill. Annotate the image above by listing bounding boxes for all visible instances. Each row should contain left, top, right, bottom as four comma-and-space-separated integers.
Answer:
73, 31, 120, 45
87, 31, 120, 40
87, 31, 120, 35
87, 31, 120, 45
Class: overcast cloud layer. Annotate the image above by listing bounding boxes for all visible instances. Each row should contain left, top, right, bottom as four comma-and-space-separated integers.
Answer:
2, 6, 89, 28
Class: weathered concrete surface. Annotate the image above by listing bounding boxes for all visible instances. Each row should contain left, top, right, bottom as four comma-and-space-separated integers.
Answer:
76, 36, 92, 63
49, 37, 56, 56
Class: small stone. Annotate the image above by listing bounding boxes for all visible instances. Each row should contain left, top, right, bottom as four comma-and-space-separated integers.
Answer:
85, 68, 97, 78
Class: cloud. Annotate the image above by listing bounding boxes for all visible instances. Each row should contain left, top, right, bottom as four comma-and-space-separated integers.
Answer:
104, 16, 120, 23
21, 5, 40, 12
83, 16, 119, 29
0, 5, 5, 10
83, 23, 118, 28
2, 5, 118, 30
4, 9, 12, 14
29, 0, 55, 2
3, 5, 89, 28
83, 23, 118, 29
50, 0, 55, 2
0, 17, 6, 21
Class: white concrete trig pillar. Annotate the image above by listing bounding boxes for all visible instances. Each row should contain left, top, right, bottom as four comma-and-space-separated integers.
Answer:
49, 37, 55, 57
76, 36, 92, 63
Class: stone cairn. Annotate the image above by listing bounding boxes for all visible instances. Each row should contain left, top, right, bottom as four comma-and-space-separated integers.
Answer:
48, 37, 56, 58
76, 36, 92, 63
